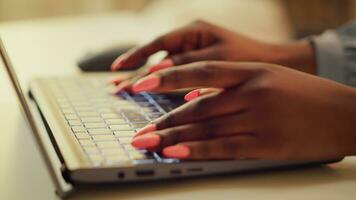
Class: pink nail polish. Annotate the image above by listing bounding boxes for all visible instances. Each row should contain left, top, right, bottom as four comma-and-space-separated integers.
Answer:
107, 77, 125, 85
162, 145, 190, 159
132, 75, 160, 93
111, 54, 128, 71
114, 87, 124, 95
134, 124, 157, 137
114, 82, 130, 94
148, 59, 174, 73
111, 59, 123, 71
131, 134, 161, 149
184, 90, 200, 101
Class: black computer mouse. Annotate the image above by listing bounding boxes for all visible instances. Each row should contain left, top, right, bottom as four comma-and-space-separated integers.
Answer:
77, 45, 146, 72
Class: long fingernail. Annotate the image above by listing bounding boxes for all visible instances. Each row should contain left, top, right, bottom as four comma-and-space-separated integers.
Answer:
111, 59, 123, 71
184, 90, 200, 101
134, 124, 157, 137
131, 134, 161, 149
132, 75, 160, 93
114, 82, 130, 94
148, 59, 174, 73
111, 54, 127, 71
162, 145, 190, 159
107, 77, 125, 85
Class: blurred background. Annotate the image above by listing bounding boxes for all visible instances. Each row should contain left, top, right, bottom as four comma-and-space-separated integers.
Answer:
0, 0, 355, 40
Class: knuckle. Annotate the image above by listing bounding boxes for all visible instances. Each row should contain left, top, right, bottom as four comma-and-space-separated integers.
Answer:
219, 48, 233, 60
196, 121, 219, 139
162, 68, 181, 87
191, 98, 211, 117
220, 139, 238, 157
175, 53, 193, 64
193, 61, 220, 80
157, 113, 176, 129
249, 70, 276, 99
152, 35, 166, 49
160, 128, 182, 144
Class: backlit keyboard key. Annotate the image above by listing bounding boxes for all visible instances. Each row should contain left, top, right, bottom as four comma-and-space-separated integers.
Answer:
105, 155, 130, 162
71, 126, 87, 132
68, 119, 82, 126
101, 113, 121, 119
118, 137, 133, 144
114, 130, 136, 137
131, 123, 147, 129
129, 151, 148, 160
75, 107, 95, 112
61, 108, 76, 114
101, 148, 127, 156
74, 131, 91, 139
78, 139, 95, 146
97, 108, 113, 113
109, 124, 132, 131
123, 144, 137, 152
88, 129, 112, 135
92, 135, 116, 141
84, 122, 107, 129
81, 117, 103, 122
96, 141, 120, 148
65, 114, 78, 120
89, 154, 104, 162
105, 119, 126, 125
78, 111, 99, 117
83, 146, 100, 154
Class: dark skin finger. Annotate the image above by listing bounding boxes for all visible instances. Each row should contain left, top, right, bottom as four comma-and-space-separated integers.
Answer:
111, 22, 217, 70
131, 61, 262, 93
132, 111, 254, 151
161, 135, 258, 160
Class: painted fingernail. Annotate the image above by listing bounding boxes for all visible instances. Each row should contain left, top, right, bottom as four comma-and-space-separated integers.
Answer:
184, 89, 200, 101
134, 124, 157, 137
114, 81, 130, 94
107, 77, 125, 85
162, 145, 190, 159
131, 134, 161, 149
111, 54, 127, 71
148, 59, 174, 73
111, 59, 123, 71
132, 75, 160, 93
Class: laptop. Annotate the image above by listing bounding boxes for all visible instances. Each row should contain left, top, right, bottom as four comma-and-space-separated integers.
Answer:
0, 38, 343, 196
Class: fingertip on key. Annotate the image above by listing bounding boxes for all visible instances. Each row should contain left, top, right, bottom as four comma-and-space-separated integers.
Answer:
162, 145, 191, 159
184, 89, 200, 101
148, 59, 174, 73
131, 134, 161, 149
132, 75, 161, 93
134, 124, 157, 137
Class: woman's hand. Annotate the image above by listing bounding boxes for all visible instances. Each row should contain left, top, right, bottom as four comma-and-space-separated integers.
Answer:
110, 20, 316, 92
130, 61, 356, 160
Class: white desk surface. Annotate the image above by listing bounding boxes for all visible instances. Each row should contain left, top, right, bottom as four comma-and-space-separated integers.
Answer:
1, 13, 356, 200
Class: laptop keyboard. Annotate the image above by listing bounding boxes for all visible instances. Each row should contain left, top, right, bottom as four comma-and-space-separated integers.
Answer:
45, 77, 179, 166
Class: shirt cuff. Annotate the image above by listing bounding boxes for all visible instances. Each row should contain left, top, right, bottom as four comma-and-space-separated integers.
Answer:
310, 30, 346, 83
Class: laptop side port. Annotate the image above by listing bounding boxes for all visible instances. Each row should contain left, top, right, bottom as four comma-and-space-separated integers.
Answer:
117, 172, 125, 179
187, 167, 203, 173
170, 169, 182, 175
135, 169, 155, 177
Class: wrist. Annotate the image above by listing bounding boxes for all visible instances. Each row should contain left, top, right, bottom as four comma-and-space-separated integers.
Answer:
263, 41, 317, 74
343, 88, 356, 156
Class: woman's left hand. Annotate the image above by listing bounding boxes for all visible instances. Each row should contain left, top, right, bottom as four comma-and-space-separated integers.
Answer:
130, 61, 356, 160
